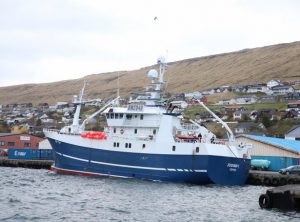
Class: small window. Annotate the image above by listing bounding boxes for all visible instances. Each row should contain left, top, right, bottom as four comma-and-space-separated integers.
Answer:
113, 128, 116, 133
106, 113, 110, 119
117, 142, 119, 147
142, 144, 146, 148
24, 142, 31, 147
140, 115, 144, 120
110, 113, 114, 119
115, 113, 119, 119
196, 147, 199, 153
172, 146, 176, 151
8, 142, 15, 146
120, 113, 123, 118
126, 114, 132, 120
153, 129, 156, 135
129, 143, 132, 148
113, 142, 116, 147
125, 143, 128, 148
134, 129, 137, 134
135, 115, 137, 118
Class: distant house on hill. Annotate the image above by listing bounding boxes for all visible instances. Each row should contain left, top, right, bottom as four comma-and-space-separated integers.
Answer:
200, 88, 215, 95
267, 80, 281, 88
223, 106, 245, 114
284, 92, 300, 102
233, 110, 250, 121
231, 85, 247, 93
259, 95, 278, 103
247, 84, 268, 94
271, 85, 294, 95
285, 125, 300, 141
184, 91, 202, 100
235, 122, 265, 134
257, 109, 281, 121
286, 101, 300, 111
234, 95, 257, 104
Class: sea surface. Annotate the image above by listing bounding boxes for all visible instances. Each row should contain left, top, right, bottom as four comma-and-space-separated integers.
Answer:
0, 167, 299, 222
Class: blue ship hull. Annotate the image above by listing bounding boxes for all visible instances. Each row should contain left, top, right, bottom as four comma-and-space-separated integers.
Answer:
48, 138, 250, 185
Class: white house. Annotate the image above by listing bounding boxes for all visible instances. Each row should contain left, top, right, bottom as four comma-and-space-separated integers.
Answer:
234, 96, 257, 104
233, 110, 250, 120
267, 80, 281, 88
184, 91, 202, 100
247, 85, 269, 93
201, 88, 215, 95
271, 85, 294, 95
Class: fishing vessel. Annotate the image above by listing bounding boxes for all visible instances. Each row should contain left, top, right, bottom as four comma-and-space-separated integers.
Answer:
44, 57, 251, 185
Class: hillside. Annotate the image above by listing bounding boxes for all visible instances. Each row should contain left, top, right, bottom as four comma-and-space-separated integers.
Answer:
1, 41, 300, 105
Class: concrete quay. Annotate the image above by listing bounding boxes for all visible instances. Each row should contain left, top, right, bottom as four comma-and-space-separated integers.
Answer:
0, 158, 53, 169
248, 170, 300, 186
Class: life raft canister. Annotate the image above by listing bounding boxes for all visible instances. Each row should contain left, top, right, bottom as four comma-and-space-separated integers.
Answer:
80, 131, 107, 140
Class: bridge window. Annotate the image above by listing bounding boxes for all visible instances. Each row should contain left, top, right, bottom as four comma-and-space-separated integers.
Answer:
140, 115, 144, 120
172, 146, 176, 151
115, 113, 119, 119
120, 113, 124, 118
126, 114, 132, 120
134, 129, 137, 134
110, 113, 114, 119
106, 113, 109, 119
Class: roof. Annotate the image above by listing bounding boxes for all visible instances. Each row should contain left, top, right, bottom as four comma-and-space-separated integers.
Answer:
288, 101, 300, 105
0, 133, 13, 137
244, 134, 300, 153
285, 125, 300, 137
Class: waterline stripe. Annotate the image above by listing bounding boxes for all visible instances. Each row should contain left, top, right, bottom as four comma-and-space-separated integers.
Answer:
56, 151, 207, 173
52, 166, 131, 178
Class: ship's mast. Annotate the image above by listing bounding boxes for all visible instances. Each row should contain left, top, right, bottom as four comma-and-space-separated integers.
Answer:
72, 82, 86, 129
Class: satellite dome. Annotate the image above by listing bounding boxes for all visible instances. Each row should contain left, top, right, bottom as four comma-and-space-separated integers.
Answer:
147, 69, 158, 79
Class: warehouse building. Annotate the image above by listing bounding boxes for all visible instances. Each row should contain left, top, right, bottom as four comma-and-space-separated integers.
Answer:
236, 134, 300, 171
0, 133, 44, 149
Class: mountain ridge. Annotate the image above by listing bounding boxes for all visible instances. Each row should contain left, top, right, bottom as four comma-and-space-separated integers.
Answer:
1, 41, 300, 105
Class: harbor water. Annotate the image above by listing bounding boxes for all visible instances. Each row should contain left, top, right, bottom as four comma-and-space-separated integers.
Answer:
0, 167, 299, 222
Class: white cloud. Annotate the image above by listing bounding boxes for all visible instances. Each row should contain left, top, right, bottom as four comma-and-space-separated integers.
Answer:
0, 0, 300, 86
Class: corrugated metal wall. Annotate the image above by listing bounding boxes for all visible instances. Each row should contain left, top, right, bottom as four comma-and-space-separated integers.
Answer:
236, 136, 300, 171
252, 155, 299, 171
236, 137, 300, 158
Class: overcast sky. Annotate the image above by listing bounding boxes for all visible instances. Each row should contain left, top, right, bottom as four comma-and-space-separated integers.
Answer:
1, 0, 300, 86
